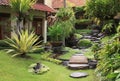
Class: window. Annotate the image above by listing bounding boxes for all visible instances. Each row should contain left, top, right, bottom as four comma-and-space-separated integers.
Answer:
37, 0, 44, 4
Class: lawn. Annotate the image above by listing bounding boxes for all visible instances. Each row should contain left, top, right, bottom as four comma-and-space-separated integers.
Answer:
0, 51, 96, 81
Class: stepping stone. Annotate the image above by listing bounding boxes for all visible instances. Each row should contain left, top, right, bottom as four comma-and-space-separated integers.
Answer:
68, 64, 89, 69
70, 72, 88, 78
74, 54, 84, 56
69, 55, 88, 64
84, 36, 92, 39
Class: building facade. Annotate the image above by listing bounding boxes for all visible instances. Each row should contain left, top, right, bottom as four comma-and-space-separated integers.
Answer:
0, 0, 54, 43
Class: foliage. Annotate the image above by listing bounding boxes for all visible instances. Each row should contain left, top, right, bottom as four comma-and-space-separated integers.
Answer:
75, 19, 91, 24
56, 8, 75, 38
53, 8, 75, 46
56, 7, 74, 21
0, 39, 10, 49
48, 23, 63, 42
102, 20, 117, 35
5, 30, 41, 57
74, 33, 83, 39
102, 21, 114, 32
33, 47, 45, 53
41, 52, 62, 64
28, 63, 50, 74
85, 0, 120, 20
77, 39, 92, 48
75, 6, 85, 13
10, 0, 36, 32
75, 29, 92, 34
91, 43, 100, 52
59, 47, 81, 60
96, 39, 120, 81
10, 0, 36, 20
91, 43, 101, 59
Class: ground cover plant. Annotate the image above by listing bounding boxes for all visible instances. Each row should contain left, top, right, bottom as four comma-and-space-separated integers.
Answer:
0, 51, 96, 81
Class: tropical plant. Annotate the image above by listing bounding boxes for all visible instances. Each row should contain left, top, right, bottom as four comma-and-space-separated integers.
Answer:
96, 39, 120, 81
5, 30, 41, 57
41, 52, 62, 64
77, 39, 92, 48
56, 8, 75, 46
56, 7, 74, 21
48, 23, 63, 42
85, 0, 120, 20
10, 0, 36, 31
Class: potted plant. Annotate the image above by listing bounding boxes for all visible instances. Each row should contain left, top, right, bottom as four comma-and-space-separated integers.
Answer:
56, 8, 74, 21
48, 23, 63, 47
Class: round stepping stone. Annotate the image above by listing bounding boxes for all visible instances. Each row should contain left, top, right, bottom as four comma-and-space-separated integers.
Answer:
70, 72, 88, 78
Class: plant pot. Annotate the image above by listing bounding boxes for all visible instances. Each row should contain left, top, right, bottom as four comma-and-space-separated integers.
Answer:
50, 41, 63, 47
50, 41, 63, 54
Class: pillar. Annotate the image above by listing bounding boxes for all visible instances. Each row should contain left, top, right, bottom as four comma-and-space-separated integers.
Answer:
43, 19, 47, 43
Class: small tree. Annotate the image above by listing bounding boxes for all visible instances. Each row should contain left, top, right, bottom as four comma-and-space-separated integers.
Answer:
56, 8, 75, 46
10, 0, 36, 32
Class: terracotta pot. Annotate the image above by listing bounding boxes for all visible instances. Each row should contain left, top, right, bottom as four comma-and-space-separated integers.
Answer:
50, 41, 63, 47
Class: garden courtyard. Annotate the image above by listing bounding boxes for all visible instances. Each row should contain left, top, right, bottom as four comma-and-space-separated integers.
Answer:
0, 50, 95, 81
1, 0, 120, 81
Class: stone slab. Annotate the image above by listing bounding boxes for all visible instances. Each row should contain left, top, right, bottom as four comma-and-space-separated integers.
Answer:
69, 55, 88, 64
70, 72, 88, 78
68, 64, 89, 69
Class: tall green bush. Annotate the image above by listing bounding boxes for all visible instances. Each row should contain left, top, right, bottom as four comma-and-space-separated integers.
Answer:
85, 0, 120, 20
55, 8, 75, 46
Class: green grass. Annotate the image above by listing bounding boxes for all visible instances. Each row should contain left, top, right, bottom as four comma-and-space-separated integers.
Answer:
84, 48, 95, 59
0, 51, 96, 81
59, 47, 81, 60
59, 47, 94, 60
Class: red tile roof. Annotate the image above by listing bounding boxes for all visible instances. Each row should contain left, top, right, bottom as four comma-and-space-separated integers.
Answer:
0, 0, 55, 12
0, 0, 9, 5
52, 0, 86, 8
32, 4, 56, 12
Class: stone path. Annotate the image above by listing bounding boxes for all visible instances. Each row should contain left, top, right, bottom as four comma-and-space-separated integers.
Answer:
68, 54, 89, 69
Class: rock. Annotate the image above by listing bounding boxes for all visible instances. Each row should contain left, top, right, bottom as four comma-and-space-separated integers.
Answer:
83, 35, 92, 39
92, 30, 100, 33
88, 60, 97, 69
70, 72, 88, 78
62, 61, 69, 66
68, 64, 89, 69
69, 55, 88, 64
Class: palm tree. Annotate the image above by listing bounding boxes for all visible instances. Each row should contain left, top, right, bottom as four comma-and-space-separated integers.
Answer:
10, 0, 36, 32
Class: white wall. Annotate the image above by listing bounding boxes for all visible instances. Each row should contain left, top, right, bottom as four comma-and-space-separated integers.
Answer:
44, 0, 52, 8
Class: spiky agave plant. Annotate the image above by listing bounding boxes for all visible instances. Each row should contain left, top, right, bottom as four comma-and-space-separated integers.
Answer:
5, 30, 41, 57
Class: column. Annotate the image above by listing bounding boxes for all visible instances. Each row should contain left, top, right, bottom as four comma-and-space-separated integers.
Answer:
43, 19, 47, 43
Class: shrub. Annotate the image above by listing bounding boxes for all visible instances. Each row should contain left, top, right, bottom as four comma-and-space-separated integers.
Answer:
77, 39, 92, 48
56, 8, 74, 21
0, 39, 9, 47
48, 23, 63, 42
75, 19, 92, 24
96, 39, 120, 81
5, 30, 41, 57
41, 52, 62, 64
74, 33, 82, 39
28, 63, 49, 74
33, 47, 45, 53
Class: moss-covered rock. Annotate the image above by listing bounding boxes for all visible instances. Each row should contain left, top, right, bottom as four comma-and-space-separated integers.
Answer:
77, 39, 92, 48
28, 63, 50, 74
